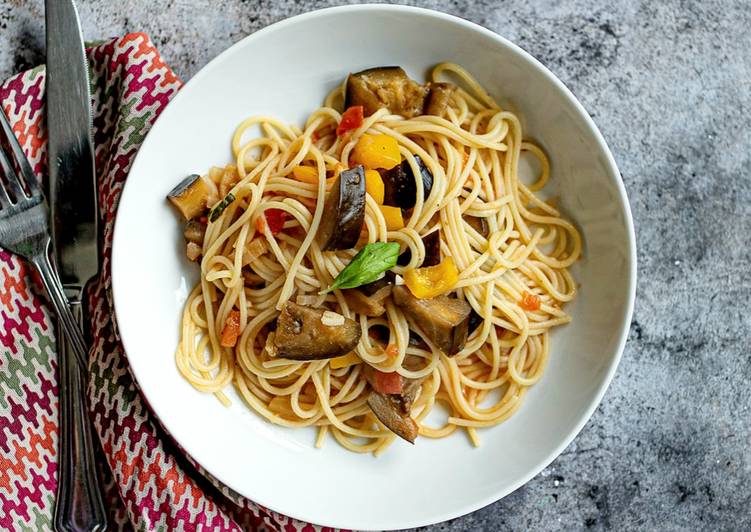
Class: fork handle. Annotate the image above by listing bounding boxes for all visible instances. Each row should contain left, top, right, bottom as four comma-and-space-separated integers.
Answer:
32, 247, 88, 369
31, 249, 107, 532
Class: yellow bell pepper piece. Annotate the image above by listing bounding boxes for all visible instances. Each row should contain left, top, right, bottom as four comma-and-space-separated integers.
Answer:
404, 256, 459, 299
379, 205, 404, 231
292, 165, 319, 184
330, 352, 362, 369
365, 169, 385, 204
352, 134, 401, 170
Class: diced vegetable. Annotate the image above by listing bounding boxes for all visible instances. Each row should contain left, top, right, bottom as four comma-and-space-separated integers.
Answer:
183, 220, 207, 244
242, 238, 268, 265
263, 208, 288, 235
358, 271, 395, 295
421, 230, 441, 267
321, 310, 345, 326
384, 344, 399, 358
468, 308, 483, 334
220, 310, 242, 348
364, 169, 385, 204
322, 241, 400, 293
209, 192, 235, 222
292, 165, 319, 184
342, 284, 391, 317
352, 134, 401, 170
378, 155, 434, 209
330, 352, 361, 369
316, 165, 366, 250
167, 174, 212, 220
273, 302, 361, 360
466, 215, 490, 237
520, 291, 541, 311
379, 205, 405, 231
424, 82, 456, 117
403, 257, 459, 299
398, 376, 426, 414
367, 392, 419, 443
392, 285, 471, 356
397, 230, 440, 267
345, 67, 429, 118
374, 370, 403, 394
336, 105, 364, 136
186, 242, 202, 262
219, 165, 240, 197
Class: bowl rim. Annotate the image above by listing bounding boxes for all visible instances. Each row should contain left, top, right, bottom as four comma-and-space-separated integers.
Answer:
112, 4, 637, 529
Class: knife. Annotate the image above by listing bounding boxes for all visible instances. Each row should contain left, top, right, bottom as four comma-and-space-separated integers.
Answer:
45, 0, 107, 530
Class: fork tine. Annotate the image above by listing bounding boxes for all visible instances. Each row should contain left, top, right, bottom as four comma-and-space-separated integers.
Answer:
0, 146, 16, 207
0, 106, 40, 198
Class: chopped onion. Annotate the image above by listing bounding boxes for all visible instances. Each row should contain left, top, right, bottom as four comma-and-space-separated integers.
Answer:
321, 310, 345, 326
395, 274, 405, 286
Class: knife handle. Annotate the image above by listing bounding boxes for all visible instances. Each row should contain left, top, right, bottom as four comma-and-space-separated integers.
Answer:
53, 305, 107, 532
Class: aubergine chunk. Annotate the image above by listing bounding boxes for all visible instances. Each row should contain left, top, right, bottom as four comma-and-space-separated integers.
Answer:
421, 230, 441, 267
424, 82, 456, 117
396, 375, 427, 415
466, 215, 490, 238
392, 285, 471, 356
397, 230, 441, 267
343, 284, 392, 317
317, 165, 366, 250
273, 302, 361, 360
367, 391, 419, 444
378, 155, 434, 210
167, 174, 211, 220
345, 67, 429, 118
358, 271, 395, 296
183, 219, 207, 244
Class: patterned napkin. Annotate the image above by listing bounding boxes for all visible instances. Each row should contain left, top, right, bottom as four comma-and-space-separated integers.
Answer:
0, 33, 334, 532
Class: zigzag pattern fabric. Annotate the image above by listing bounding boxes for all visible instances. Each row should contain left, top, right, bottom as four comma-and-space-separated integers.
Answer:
0, 33, 338, 532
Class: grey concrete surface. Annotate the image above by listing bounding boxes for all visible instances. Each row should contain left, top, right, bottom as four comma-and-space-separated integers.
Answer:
2, 1, 750, 531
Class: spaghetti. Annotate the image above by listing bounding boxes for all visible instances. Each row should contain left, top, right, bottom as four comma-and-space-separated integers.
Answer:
173, 63, 581, 455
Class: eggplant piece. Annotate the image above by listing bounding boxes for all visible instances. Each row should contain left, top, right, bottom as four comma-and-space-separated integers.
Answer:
183, 220, 207, 244
343, 284, 393, 317
317, 165, 366, 250
367, 324, 391, 346
392, 285, 471, 356
358, 271, 395, 296
468, 308, 484, 334
186, 242, 202, 262
274, 302, 361, 360
421, 230, 441, 267
397, 230, 441, 267
167, 174, 211, 220
378, 155, 434, 210
397, 376, 426, 414
345, 67, 429, 119
466, 215, 490, 237
367, 392, 419, 443
424, 82, 456, 117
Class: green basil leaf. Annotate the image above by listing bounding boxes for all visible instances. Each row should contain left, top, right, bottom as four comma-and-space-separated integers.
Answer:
322, 242, 400, 293
209, 192, 235, 222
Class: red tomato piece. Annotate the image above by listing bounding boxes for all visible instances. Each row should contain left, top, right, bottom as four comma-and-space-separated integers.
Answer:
336, 105, 364, 137
263, 208, 288, 235
374, 370, 403, 394
220, 310, 242, 348
520, 291, 541, 311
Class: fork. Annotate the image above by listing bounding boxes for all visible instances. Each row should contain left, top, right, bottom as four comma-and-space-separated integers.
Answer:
0, 109, 87, 370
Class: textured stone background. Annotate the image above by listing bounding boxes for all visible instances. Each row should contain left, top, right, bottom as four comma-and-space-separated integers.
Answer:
2, 1, 750, 531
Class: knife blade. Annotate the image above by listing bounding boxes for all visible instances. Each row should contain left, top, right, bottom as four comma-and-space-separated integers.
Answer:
46, 0, 98, 289
45, 1, 107, 530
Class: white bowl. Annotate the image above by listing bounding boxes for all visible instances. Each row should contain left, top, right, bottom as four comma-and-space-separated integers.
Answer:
112, 5, 636, 530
